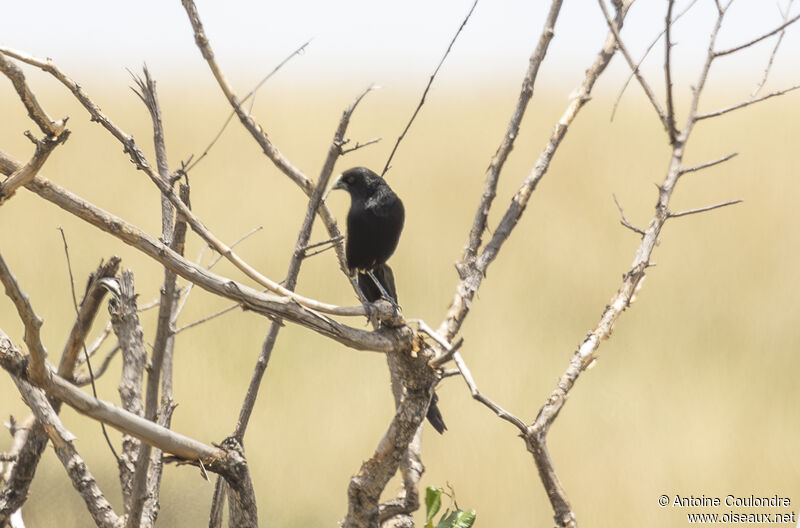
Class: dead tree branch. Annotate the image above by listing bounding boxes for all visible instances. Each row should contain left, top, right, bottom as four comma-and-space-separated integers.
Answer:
517, 4, 800, 527
0, 51, 66, 137
668, 199, 742, 218
0, 252, 49, 386
440, 1, 632, 343
178, 0, 351, 278
127, 65, 181, 528
209, 84, 377, 527
343, 345, 439, 528
58, 257, 121, 381
0, 152, 400, 352
462, 0, 565, 264
0, 132, 68, 205
3, 334, 123, 528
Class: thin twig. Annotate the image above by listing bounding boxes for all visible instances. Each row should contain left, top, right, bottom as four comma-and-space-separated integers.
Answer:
185, 40, 312, 174
695, 84, 800, 120
751, 0, 796, 98
381, 0, 479, 177
597, 0, 672, 137
0, 252, 48, 385
175, 225, 262, 318
668, 199, 742, 218
57, 228, 119, 462
175, 302, 239, 334
462, 0, 564, 264
452, 351, 528, 433
664, 0, 678, 144
1, 47, 363, 317
714, 11, 800, 57
5, 350, 122, 528
74, 346, 120, 387
0, 51, 66, 137
679, 152, 738, 174
0, 132, 68, 205
440, 2, 631, 342
0, 152, 398, 355
210, 84, 377, 527
340, 137, 382, 155
611, 0, 700, 121
0, 337, 219, 461
127, 65, 179, 528
612, 194, 645, 235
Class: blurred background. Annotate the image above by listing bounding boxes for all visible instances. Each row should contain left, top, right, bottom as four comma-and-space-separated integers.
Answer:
1, 1, 799, 526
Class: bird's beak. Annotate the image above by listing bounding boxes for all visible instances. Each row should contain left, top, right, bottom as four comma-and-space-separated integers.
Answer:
322, 175, 345, 201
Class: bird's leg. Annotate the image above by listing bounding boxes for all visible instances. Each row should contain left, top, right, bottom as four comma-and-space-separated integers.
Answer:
366, 269, 400, 311
350, 275, 376, 324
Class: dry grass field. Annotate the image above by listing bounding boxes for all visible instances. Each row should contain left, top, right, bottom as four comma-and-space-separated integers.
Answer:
1, 69, 799, 527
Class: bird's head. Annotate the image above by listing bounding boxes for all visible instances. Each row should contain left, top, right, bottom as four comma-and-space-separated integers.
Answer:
324, 166, 383, 201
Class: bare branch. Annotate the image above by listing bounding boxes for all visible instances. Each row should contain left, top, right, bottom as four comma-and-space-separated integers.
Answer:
58, 229, 119, 461
0, 132, 68, 205
0, 252, 48, 385
597, 0, 672, 136
209, 85, 377, 526
178, 0, 309, 189
1, 333, 257, 525
452, 351, 528, 433
714, 11, 800, 57
0, 414, 44, 524
695, 84, 800, 120
73, 346, 119, 386
178, 1, 354, 283
679, 152, 738, 174
668, 199, 742, 218
58, 257, 120, 380
0, 338, 219, 462
107, 271, 147, 513
0, 151, 399, 352
6, 351, 123, 528
235, 84, 377, 441
343, 348, 438, 528
128, 65, 182, 528
175, 225, 263, 319
664, 0, 678, 144
0, 51, 66, 137
751, 0, 796, 98
175, 302, 238, 334
340, 137, 382, 155
462, 0, 564, 263
440, 3, 632, 342
185, 39, 312, 174
381, 0, 479, 177
611, 0, 700, 121
613, 194, 645, 235
0, 48, 351, 317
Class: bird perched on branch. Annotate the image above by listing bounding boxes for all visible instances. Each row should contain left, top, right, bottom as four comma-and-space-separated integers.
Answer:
327, 166, 447, 434
328, 167, 404, 305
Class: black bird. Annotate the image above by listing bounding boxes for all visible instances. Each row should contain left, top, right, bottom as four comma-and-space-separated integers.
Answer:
329, 167, 405, 300
328, 166, 447, 434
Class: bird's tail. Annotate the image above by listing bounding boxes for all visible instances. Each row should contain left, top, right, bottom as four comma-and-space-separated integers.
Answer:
358, 263, 398, 303
427, 392, 447, 434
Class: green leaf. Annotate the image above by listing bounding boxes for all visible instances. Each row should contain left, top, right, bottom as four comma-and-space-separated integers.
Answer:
435, 509, 477, 528
425, 487, 443, 524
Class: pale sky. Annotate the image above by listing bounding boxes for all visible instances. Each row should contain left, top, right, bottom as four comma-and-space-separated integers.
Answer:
1, 1, 798, 93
